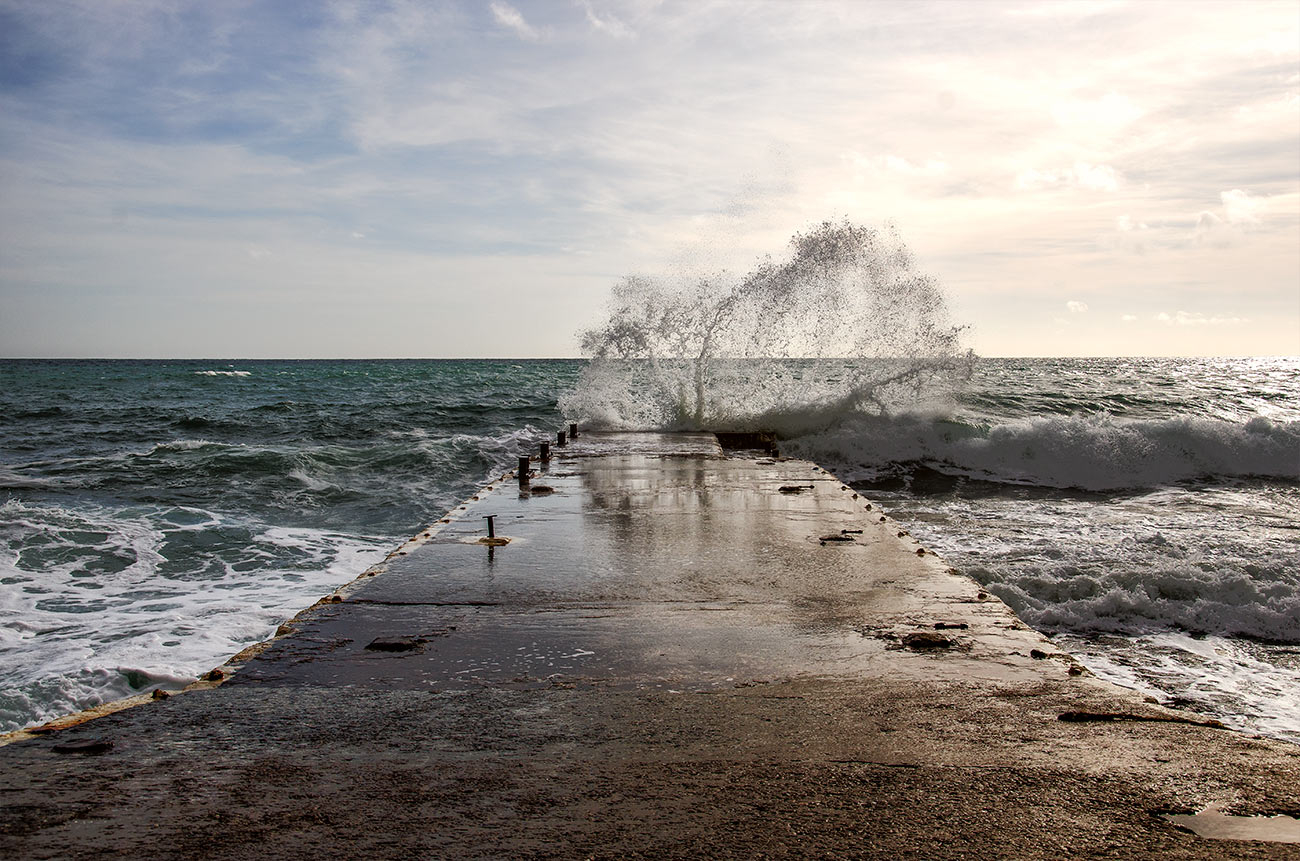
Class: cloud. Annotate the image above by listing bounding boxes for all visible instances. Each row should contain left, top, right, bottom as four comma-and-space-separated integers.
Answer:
1004, 1, 1126, 18
878, 155, 949, 176
1015, 162, 1120, 192
1121, 314, 1138, 322
1050, 93, 1144, 131
490, 2, 538, 41
580, 1, 633, 39
1014, 169, 1055, 189
1155, 311, 1249, 326
1192, 188, 1283, 245
1067, 301, 1088, 313
1112, 214, 1152, 252
1072, 163, 1120, 192
1118, 187, 1297, 253
1193, 210, 1236, 247
1243, 27, 1300, 58
1220, 188, 1262, 224
1235, 91, 1300, 122
841, 152, 949, 181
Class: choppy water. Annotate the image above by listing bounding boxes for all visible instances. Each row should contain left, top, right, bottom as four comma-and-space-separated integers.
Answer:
2, 357, 1297, 742
781, 357, 1300, 743
0, 359, 578, 731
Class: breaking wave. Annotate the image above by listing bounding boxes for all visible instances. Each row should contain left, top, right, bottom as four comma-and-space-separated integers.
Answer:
563, 219, 972, 429
563, 219, 1296, 492
788, 411, 1300, 491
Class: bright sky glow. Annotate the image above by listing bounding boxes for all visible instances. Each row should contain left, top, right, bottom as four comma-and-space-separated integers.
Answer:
1, 0, 1297, 358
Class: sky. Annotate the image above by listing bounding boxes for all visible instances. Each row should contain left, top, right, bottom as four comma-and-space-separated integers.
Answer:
0, 0, 1297, 358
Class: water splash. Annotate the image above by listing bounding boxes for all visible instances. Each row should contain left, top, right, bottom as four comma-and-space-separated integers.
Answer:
562, 219, 972, 430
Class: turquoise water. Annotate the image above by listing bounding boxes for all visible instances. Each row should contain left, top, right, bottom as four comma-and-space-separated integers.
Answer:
2, 357, 1297, 740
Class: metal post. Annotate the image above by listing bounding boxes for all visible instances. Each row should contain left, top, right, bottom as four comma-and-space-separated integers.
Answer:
517, 455, 530, 484
557, 430, 567, 447
568, 422, 578, 439
483, 515, 497, 539
539, 441, 550, 461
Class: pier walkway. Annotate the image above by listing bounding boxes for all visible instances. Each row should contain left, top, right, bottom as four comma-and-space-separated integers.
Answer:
2, 433, 1298, 859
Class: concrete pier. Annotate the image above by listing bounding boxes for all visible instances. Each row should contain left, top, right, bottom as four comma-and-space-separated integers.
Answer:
2, 433, 1298, 859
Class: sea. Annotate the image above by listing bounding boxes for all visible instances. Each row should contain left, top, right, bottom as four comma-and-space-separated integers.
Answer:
1, 357, 1297, 742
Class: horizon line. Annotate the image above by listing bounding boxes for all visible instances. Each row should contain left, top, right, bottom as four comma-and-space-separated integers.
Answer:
3, 354, 1299, 362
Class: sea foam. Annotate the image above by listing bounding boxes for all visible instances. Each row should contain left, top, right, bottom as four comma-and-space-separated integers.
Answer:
0, 498, 388, 732
787, 411, 1300, 490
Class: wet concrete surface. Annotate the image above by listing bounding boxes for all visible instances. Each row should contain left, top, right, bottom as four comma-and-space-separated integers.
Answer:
2, 432, 1299, 859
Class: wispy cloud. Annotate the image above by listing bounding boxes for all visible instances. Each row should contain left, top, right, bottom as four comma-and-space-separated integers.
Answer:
580, 0, 634, 39
1016, 162, 1120, 192
490, 2, 539, 41
1156, 311, 1250, 326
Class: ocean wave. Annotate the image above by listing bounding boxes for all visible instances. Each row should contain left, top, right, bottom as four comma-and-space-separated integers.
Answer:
0, 465, 54, 490
786, 412, 1300, 490
147, 438, 223, 454
0, 666, 198, 733
287, 468, 344, 493
879, 481, 1300, 645
0, 498, 389, 731
195, 370, 251, 377
7, 406, 65, 420
983, 557, 1300, 643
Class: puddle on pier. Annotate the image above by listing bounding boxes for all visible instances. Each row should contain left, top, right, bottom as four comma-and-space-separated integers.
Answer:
1164, 803, 1300, 843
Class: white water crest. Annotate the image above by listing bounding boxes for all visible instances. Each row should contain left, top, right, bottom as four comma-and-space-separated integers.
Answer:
562, 219, 973, 430
787, 412, 1300, 490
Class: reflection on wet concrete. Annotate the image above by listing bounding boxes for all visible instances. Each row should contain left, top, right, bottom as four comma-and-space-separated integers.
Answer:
239, 434, 1063, 691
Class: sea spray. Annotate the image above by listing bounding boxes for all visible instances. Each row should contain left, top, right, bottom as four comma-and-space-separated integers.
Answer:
563, 219, 973, 430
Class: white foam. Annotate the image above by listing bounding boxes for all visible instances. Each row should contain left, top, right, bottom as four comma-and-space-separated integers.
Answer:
866, 483, 1300, 741
148, 438, 223, 454
287, 468, 340, 492
0, 499, 388, 732
195, 370, 251, 377
787, 412, 1299, 490
1058, 633, 1300, 743
876, 485, 1300, 641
